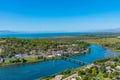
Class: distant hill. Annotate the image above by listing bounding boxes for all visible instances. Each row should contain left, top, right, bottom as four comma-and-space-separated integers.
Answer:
1, 28, 120, 34
91, 28, 120, 33
102, 28, 120, 32
0, 30, 18, 34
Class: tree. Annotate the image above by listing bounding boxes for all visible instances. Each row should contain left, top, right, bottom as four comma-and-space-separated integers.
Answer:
92, 67, 97, 76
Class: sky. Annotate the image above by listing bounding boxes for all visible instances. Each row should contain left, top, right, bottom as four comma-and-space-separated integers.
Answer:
0, 0, 120, 32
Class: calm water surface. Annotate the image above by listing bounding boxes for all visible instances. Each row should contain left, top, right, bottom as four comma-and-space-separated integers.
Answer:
0, 45, 118, 80
0, 32, 100, 38
0, 33, 83, 38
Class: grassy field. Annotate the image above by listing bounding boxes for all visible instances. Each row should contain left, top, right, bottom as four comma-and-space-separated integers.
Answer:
0, 57, 49, 66
83, 38, 120, 52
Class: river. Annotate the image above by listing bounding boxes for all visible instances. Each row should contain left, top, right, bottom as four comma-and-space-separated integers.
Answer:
0, 45, 118, 80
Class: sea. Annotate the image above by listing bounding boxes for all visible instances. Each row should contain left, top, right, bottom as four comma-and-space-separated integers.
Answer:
0, 32, 99, 39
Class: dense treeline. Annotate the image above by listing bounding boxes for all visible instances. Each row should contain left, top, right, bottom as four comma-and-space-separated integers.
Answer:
48, 33, 120, 52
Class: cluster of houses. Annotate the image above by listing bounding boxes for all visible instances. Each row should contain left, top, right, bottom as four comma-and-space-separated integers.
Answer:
85, 60, 120, 78
0, 58, 4, 63
46, 48, 88, 58
0, 43, 89, 64
105, 61, 120, 74
50, 74, 81, 80
46, 50, 63, 58
86, 61, 120, 74
0, 48, 88, 63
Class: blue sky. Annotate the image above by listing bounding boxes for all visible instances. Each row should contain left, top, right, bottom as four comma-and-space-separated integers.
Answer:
0, 0, 120, 32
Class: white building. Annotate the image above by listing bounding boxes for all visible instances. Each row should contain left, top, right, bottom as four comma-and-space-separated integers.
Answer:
116, 66, 120, 71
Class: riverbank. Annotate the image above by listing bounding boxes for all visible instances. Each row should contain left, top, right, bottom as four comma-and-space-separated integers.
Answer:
0, 56, 60, 66
0, 49, 90, 66
41, 56, 120, 80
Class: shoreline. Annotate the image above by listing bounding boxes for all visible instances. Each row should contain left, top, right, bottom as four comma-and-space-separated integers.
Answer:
0, 50, 89, 66
40, 55, 120, 80
0, 56, 60, 66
